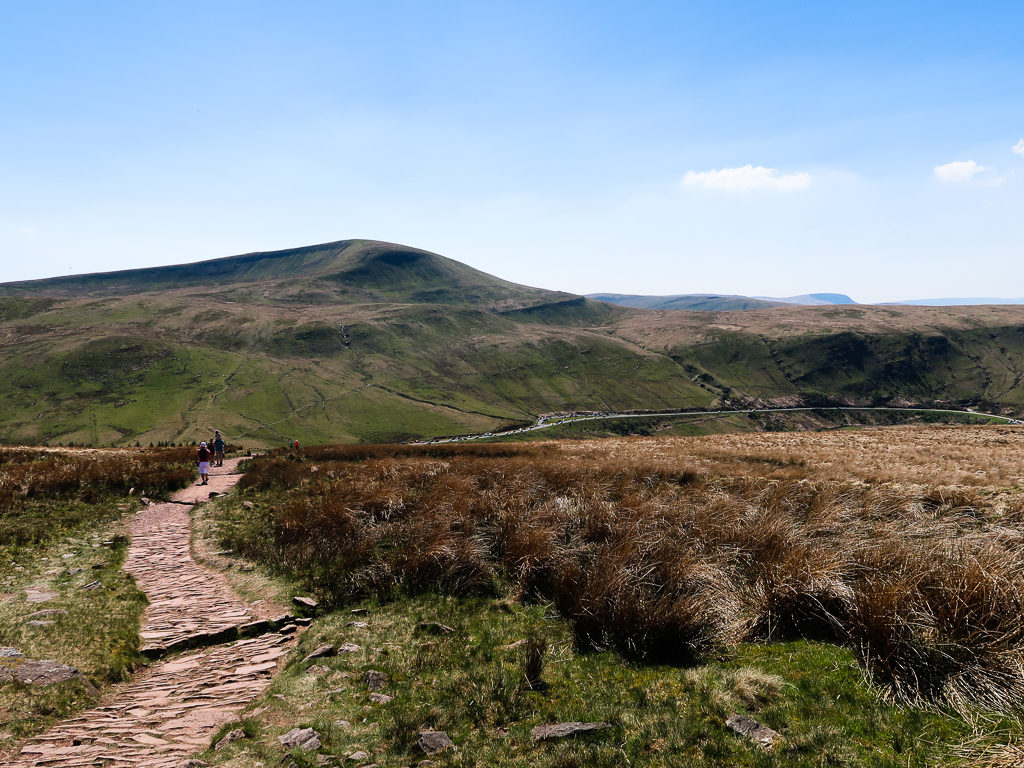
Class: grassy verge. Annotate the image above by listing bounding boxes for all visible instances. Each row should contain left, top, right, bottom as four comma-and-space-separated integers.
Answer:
197, 593, 989, 767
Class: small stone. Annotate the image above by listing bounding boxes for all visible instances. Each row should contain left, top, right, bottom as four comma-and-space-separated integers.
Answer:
417, 730, 455, 755
531, 722, 613, 742
338, 642, 361, 654
347, 621, 369, 628
279, 624, 297, 635
306, 664, 331, 675
725, 714, 781, 749
503, 639, 527, 650
347, 750, 371, 762
293, 595, 319, 610
214, 728, 246, 750
140, 497, 151, 505
302, 644, 336, 663
181, 761, 209, 768
334, 719, 352, 728
65, 567, 84, 575
26, 620, 54, 627
294, 616, 313, 626
417, 622, 454, 635
79, 580, 102, 590
368, 693, 393, 704
364, 670, 389, 691
279, 727, 322, 751
350, 608, 369, 615
0, 647, 24, 658
243, 501, 255, 509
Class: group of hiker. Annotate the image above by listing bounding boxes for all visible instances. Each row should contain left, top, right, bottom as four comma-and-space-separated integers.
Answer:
195, 430, 226, 485
195, 432, 301, 484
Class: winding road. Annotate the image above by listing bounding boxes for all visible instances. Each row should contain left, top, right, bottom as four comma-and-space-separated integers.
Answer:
418, 405, 1021, 444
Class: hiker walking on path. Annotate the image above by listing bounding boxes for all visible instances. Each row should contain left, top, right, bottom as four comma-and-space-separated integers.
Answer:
197, 441, 212, 485
212, 430, 225, 467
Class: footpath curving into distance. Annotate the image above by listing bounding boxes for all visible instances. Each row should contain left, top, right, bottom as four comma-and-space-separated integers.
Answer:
11, 459, 297, 768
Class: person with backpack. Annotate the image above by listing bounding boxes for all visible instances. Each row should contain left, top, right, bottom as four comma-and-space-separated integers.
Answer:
197, 441, 212, 485
212, 430, 226, 467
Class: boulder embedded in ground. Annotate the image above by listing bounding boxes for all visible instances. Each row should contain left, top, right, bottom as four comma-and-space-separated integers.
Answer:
417, 730, 454, 755
368, 693, 393, 704
531, 722, 613, 742
293, 595, 319, 610
347, 750, 371, 761
0, 657, 93, 688
279, 727, 322, 751
725, 714, 781, 748
302, 644, 336, 663
364, 670, 389, 691
0, 647, 24, 658
214, 728, 246, 750
338, 642, 361, 654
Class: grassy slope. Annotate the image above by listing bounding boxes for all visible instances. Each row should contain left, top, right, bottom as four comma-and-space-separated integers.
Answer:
4, 241, 1024, 446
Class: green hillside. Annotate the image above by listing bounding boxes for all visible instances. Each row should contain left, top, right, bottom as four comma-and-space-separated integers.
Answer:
3, 240, 1024, 446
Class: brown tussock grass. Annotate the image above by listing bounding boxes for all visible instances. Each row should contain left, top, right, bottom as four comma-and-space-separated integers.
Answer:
231, 426, 1024, 715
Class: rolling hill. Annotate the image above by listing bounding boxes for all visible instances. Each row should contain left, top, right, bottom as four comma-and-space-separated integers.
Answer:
3, 239, 1024, 446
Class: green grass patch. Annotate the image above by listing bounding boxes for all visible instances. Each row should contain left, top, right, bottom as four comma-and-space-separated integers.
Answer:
199, 594, 988, 767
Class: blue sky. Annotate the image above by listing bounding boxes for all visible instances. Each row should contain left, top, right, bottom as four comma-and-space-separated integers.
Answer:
2, 1, 1023, 303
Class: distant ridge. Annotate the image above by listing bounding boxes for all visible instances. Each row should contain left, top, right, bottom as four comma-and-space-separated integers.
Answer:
590, 292, 856, 311
588, 293, 785, 311
0, 239, 575, 309
884, 297, 1024, 306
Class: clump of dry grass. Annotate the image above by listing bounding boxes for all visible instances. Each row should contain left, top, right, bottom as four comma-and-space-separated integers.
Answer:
227, 427, 1024, 714
0, 446, 194, 545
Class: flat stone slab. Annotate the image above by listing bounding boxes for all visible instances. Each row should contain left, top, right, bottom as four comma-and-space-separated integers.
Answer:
0, 657, 89, 687
531, 722, 613, 741
725, 714, 782, 748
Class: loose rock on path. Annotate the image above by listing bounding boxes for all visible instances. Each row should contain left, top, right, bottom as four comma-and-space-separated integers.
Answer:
9, 458, 297, 768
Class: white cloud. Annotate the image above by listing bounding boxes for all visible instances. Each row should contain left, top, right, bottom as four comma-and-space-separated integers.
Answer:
1013, 139, 1024, 157
682, 165, 812, 192
933, 160, 990, 183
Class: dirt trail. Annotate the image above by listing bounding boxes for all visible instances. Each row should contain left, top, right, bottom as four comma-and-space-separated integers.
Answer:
10, 459, 297, 768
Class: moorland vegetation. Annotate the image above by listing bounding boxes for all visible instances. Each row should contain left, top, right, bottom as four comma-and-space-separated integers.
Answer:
199, 425, 1024, 766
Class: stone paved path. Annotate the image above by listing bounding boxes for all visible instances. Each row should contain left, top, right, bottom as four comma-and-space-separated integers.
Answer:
10, 459, 296, 767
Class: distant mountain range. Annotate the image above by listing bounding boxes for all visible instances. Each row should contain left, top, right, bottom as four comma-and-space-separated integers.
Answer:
589, 293, 1024, 311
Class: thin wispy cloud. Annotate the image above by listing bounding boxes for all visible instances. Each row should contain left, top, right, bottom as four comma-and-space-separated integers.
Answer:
1013, 139, 1024, 157
933, 160, 990, 184
682, 165, 812, 192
